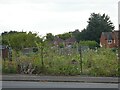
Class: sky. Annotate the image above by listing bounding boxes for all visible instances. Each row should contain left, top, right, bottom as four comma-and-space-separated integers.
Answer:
118, 1, 120, 25
0, 0, 119, 36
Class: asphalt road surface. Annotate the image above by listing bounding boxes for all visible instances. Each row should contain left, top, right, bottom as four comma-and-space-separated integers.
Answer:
2, 81, 118, 88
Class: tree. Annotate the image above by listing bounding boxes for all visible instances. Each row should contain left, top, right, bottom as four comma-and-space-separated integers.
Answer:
71, 29, 80, 42
35, 36, 46, 71
46, 33, 54, 41
56, 32, 72, 40
2, 31, 41, 51
80, 13, 115, 43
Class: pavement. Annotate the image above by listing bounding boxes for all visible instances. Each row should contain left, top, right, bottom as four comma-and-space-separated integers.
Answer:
2, 81, 119, 88
1, 74, 119, 83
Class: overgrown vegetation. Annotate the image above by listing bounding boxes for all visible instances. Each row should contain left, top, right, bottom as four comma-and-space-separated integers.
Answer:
82, 48, 118, 76
2, 47, 118, 77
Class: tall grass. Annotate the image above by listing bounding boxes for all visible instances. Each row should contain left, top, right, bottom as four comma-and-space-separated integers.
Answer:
2, 47, 118, 76
82, 48, 118, 76
2, 60, 17, 74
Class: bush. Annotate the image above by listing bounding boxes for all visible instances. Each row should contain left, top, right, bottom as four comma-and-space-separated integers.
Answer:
82, 48, 118, 76
2, 60, 17, 74
79, 41, 99, 48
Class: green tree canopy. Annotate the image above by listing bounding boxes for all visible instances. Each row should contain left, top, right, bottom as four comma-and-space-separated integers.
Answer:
56, 32, 72, 40
79, 13, 115, 43
2, 31, 41, 51
46, 33, 54, 41
71, 29, 80, 42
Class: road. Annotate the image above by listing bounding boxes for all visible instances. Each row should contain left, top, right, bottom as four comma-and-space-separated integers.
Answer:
2, 81, 118, 88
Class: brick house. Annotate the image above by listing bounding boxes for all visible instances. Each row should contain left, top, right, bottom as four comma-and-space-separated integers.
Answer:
100, 31, 119, 48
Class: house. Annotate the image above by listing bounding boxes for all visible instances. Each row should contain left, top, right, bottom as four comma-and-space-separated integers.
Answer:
53, 36, 64, 46
100, 31, 119, 48
53, 36, 77, 46
65, 37, 76, 46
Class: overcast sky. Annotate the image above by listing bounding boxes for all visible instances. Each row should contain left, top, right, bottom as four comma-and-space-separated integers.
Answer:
0, 0, 119, 36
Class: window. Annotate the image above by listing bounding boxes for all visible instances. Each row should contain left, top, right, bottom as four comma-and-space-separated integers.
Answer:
108, 40, 112, 44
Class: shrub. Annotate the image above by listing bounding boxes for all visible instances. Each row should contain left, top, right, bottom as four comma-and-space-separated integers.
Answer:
79, 41, 99, 48
2, 60, 17, 74
82, 48, 118, 76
